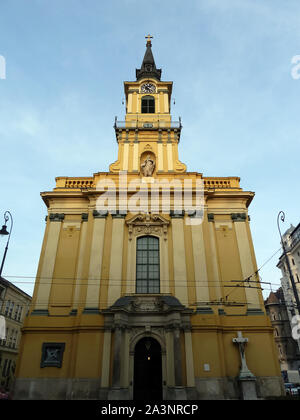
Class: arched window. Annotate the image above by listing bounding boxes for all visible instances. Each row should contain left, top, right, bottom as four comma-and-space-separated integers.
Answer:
136, 236, 160, 294
141, 95, 155, 113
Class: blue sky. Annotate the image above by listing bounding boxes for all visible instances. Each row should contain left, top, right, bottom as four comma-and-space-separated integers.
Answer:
0, 0, 299, 299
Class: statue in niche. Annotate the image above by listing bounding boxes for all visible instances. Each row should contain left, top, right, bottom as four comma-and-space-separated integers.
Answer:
141, 154, 155, 177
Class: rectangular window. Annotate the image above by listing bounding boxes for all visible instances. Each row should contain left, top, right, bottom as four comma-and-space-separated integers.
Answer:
12, 331, 17, 349
17, 306, 23, 322
8, 301, 14, 318
2, 359, 7, 377
4, 300, 10, 316
14, 305, 19, 320
0, 286, 5, 313
136, 236, 160, 294
141, 96, 155, 114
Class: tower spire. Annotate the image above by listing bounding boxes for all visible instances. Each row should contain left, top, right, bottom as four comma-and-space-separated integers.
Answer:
136, 35, 162, 81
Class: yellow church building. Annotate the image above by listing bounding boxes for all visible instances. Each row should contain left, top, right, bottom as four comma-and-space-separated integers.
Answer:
14, 37, 284, 400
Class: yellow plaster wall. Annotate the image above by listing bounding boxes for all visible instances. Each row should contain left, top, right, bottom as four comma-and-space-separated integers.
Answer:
192, 329, 224, 378
49, 221, 81, 315
73, 331, 104, 378
191, 316, 281, 379
16, 332, 73, 378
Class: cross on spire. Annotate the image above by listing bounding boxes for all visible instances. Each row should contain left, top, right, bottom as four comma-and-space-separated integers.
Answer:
145, 34, 153, 46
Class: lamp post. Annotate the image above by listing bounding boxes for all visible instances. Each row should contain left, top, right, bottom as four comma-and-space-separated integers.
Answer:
0, 211, 13, 278
277, 211, 300, 316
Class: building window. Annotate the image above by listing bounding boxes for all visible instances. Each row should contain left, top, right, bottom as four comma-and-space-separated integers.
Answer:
136, 236, 160, 294
2, 359, 8, 377
17, 306, 23, 322
8, 301, 14, 318
4, 300, 10, 316
0, 286, 5, 313
41, 343, 65, 368
141, 95, 155, 113
14, 305, 19, 320
12, 331, 17, 349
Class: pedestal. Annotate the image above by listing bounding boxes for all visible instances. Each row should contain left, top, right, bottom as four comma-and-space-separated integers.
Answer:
166, 386, 187, 400
239, 377, 258, 400
107, 387, 130, 400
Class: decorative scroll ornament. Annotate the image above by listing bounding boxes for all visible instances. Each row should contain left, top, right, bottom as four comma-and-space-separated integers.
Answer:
126, 213, 169, 241
131, 296, 164, 312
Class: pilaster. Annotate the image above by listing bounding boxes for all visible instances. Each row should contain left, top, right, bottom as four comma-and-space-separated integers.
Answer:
85, 215, 106, 310
33, 217, 62, 311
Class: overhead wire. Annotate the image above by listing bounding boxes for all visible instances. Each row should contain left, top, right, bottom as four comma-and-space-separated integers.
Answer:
0, 245, 284, 308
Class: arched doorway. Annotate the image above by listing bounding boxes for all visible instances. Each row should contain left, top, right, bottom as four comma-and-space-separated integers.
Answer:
133, 337, 163, 400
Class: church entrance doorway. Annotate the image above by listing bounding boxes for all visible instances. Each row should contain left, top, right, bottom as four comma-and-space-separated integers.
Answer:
133, 337, 163, 400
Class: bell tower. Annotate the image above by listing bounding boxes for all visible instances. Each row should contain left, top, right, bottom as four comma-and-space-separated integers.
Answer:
110, 35, 186, 175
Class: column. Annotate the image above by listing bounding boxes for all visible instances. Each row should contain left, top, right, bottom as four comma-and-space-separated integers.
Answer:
184, 328, 195, 387
172, 217, 188, 305
111, 325, 123, 388
34, 218, 62, 311
100, 329, 112, 388
72, 217, 88, 311
132, 140, 139, 172
122, 142, 129, 171
234, 220, 260, 310
85, 216, 106, 309
126, 235, 135, 294
164, 93, 169, 113
166, 329, 175, 386
127, 93, 132, 113
167, 143, 173, 171
121, 328, 130, 388
157, 142, 164, 172
107, 216, 125, 307
160, 237, 170, 294
173, 326, 182, 386
208, 221, 222, 300
191, 224, 209, 304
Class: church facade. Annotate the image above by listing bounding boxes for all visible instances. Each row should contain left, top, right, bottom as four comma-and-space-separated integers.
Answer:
14, 38, 284, 400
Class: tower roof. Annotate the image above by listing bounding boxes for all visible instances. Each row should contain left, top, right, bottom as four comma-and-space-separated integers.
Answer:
266, 292, 280, 305
136, 35, 162, 81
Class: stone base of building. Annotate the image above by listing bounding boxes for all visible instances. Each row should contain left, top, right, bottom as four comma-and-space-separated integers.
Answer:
238, 377, 257, 400
13, 378, 102, 400
13, 376, 284, 400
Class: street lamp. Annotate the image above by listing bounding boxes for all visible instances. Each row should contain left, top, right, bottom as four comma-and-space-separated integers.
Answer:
277, 211, 300, 316
0, 211, 13, 278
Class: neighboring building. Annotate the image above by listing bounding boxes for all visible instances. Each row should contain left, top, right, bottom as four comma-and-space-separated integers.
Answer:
265, 288, 300, 381
277, 223, 300, 352
0, 277, 31, 392
14, 38, 284, 400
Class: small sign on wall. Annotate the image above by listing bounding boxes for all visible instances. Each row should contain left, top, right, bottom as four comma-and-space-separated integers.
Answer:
203, 363, 210, 372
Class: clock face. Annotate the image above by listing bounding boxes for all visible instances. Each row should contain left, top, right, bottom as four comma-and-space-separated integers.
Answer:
141, 83, 156, 93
